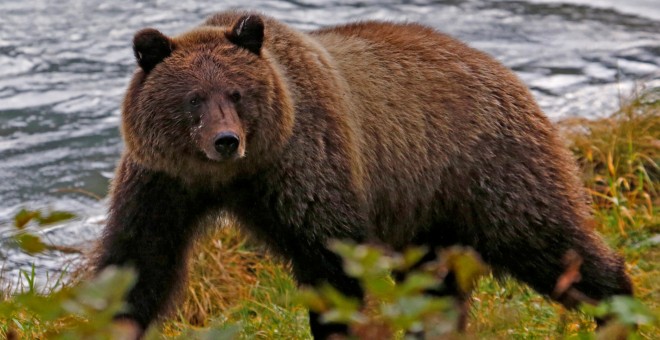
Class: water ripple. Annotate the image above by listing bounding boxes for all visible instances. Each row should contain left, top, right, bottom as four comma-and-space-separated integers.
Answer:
0, 0, 658, 285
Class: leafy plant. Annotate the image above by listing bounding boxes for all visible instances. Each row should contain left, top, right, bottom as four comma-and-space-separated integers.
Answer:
1, 266, 135, 339
14, 208, 76, 229
299, 242, 487, 338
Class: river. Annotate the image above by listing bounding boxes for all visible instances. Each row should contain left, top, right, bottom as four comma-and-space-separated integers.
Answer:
1, 0, 658, 287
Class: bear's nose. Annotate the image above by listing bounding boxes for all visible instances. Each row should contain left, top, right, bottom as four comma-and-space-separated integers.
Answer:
214, 132, 240, 157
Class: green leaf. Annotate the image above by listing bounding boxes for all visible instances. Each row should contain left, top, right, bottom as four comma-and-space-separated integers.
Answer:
16, 293, 66, 322
37, 211, 76, 226
320, 284, 360, 312
197, 325, 241, 340
397, 296, 445, 318
297, 288, 328, 312
74, 266, 137, 315
383, 296, 451, 330
14, 209, 41, 229
364, 275, 395, 300
397, 273, 440, 297
399, 247, 429, 271
442, 247, 487, 294
317, 284, 363, 324
606, 296, 656, 326
13, 208, 75, 229
583, 295, 657, 328
15, 233, 48, 254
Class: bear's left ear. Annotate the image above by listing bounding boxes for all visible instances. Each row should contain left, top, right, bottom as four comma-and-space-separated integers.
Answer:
133, 28, 174, 73
226, 15, 264, 55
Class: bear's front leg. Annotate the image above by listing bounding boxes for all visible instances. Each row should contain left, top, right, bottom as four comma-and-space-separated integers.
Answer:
94, 157, 213, 335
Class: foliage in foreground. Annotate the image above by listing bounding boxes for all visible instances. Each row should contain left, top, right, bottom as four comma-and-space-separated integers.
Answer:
0, 89, 658, 339
1, 239, 656, 339
298, 243, 486, 338
0, 267, 135, 339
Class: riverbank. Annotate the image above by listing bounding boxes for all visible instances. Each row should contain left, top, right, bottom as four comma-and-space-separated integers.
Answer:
1, 89, 658, 338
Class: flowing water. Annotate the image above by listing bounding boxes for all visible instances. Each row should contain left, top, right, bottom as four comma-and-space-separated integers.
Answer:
1, 0, 659, 287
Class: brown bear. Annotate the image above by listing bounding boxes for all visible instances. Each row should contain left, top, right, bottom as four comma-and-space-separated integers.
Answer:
95, 10, 632, 339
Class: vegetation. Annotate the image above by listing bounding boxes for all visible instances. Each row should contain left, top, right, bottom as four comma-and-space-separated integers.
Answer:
0, 89, 658, 339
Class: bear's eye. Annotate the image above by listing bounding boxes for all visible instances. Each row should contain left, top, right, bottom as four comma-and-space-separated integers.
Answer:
229, 91, 242, 103
189, 96, 201, 106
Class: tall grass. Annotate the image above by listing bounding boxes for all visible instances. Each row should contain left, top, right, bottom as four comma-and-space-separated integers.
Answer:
559, 89, 659, 238
556, 92, 659, 340
161, 223, 309, 339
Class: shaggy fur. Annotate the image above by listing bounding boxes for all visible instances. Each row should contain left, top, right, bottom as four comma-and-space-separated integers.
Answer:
95, 11, 632, 339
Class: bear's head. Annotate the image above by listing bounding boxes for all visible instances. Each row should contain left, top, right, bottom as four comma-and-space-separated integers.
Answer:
122, 14, 294, 181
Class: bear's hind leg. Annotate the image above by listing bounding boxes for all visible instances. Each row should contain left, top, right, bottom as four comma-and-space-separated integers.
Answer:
466, 214, 632, 319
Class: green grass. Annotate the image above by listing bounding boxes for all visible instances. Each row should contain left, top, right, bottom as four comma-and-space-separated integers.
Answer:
1, 88, 658, 339
159, 226, 311, 339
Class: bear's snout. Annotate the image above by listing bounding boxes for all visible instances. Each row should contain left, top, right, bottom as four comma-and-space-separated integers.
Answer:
213, 132, 240, 158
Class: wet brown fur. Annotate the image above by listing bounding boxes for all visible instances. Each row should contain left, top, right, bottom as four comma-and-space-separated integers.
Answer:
96, 11, 632, 339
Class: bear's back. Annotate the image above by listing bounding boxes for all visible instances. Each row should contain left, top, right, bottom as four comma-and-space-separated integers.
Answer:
309, 22, 563, 244
310, 21, 548, 154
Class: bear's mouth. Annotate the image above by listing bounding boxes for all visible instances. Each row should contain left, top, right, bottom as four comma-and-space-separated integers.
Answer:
193, 148, 244, 163
193, 149, 217, 163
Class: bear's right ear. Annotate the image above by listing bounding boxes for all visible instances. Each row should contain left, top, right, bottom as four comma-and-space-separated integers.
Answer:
133, 28, 174, 73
